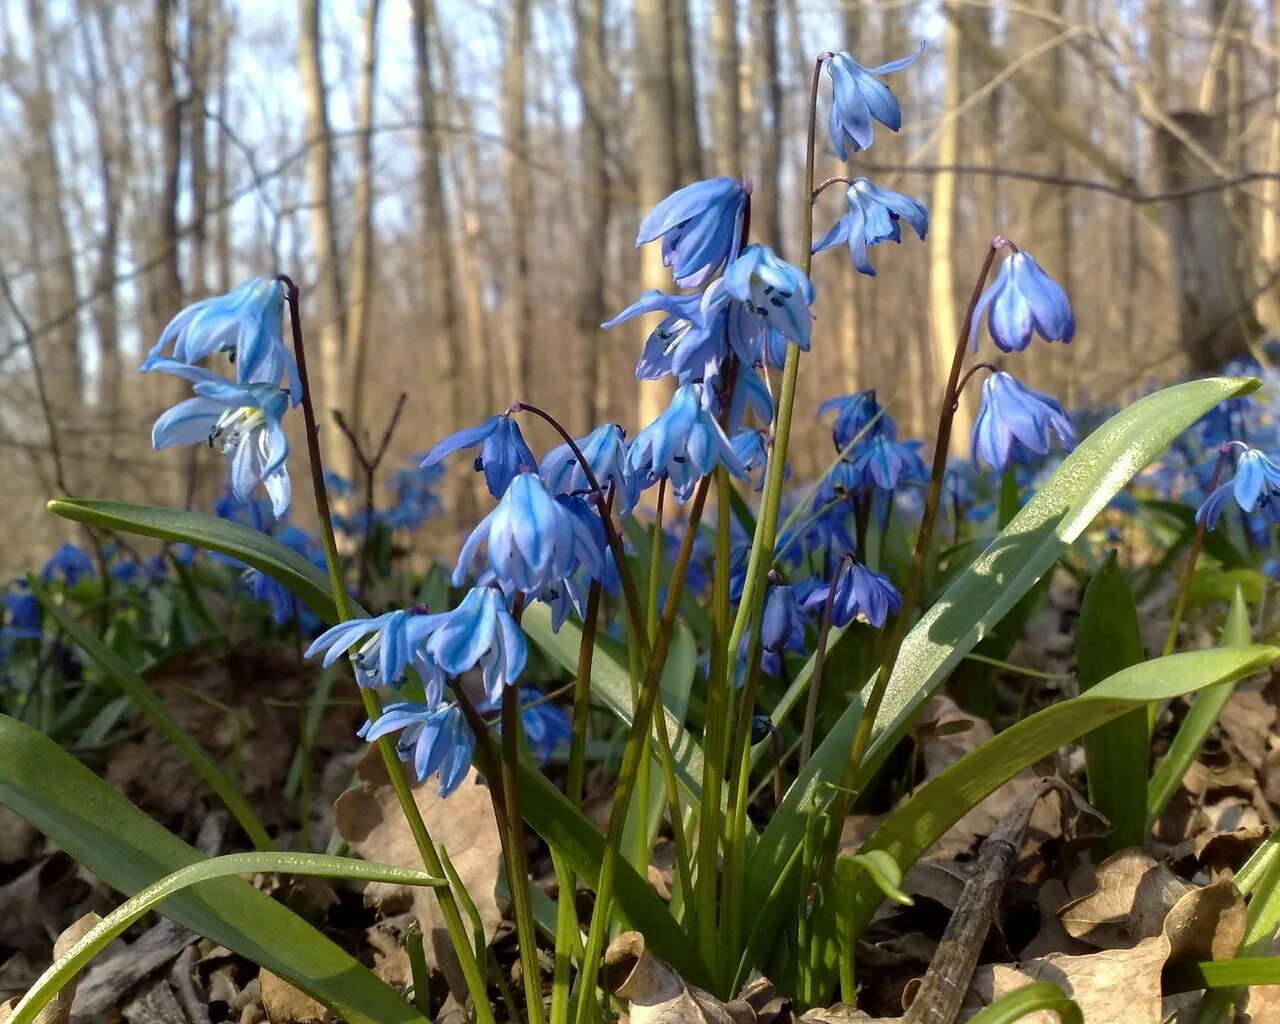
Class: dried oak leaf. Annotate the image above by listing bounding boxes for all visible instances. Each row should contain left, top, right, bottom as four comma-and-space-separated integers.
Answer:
604, 932, 753, 1024
259, 970, 329, 1023
0, 912, 103, 1024
1059, 849, 1192, 949
333, 750, 500, 997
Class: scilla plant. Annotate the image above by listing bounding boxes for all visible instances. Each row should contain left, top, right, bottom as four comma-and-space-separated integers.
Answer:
11, 38, 1280, 1024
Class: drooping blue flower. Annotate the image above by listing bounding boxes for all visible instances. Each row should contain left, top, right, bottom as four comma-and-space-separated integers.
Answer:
813, 178, 928, 276
141, 277, 301, 400
540, 423, 640, 516
845, 435, 927, 491
421, 586, 528, 700
454, 473, 603, 593
382, 461, 445, 530
420, 414, 536, 499
970, 252, 1075, 353
635, 177, 748, 288
153, 376, 293, 516
825, 45, 924, 159
1196, 447, 1280, 530
705, 244, 816, 351
360, 702, 476, 797
626, 383, 746, 502
306, 608, 445, 699
971, 372, 1076, 473
761, 581, 807, 654
41, 543, 95, 585
817, 390, 895, 450
731, 430, 770, 490
605, 290, 730, 385
805, 561, 901, 628
507, 694, 573, 763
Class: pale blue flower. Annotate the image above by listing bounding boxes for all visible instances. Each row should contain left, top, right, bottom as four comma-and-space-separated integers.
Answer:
626, 383, 746, 502
605, 290, 730, 385
972, 372, 1076, 473
636, 177, 748, 288
421, 414, 536, 499
705, 244, 815, 350
540, 423, 640, 515
826, 45, 924, 159
813, 178, 928, 275
306, 608, 445, 700
970, 252, 1075, 353
360, 702, 476, 797
1197, 447, 1280, 530
421, 586, 528, 700
846, 435, 927, 491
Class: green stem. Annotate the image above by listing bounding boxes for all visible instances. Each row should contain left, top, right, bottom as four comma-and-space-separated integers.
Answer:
280, 278, 495, 1024
799, 563, 841, 767
571, 476, 713, 1024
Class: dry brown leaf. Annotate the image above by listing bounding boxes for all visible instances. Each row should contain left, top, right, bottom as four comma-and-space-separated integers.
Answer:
1059, 849, 1191, 949
916, 697, 993, 780
334, 750, 500, 998
1218, 690, 1276, 769
800, 1005, 895, 1024
604, 932, 751, 1024
0, 913, 104, 1024
258, 970, 328, 1023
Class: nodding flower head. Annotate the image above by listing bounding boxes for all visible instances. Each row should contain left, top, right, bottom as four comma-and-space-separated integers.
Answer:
970, 251, 1075, 354
540, 423, 640, 516
825, 44, 924, 159
454, 472, 604, 594
635, 177, 748, 288
813, 178, 928, 276
1197, 446, 1280, 530
845, 434, 927, 492
817, 390, 895, 451
761, 581, 807, 655
805, 561, 901, 629
421, 586, 527, 701
360, 702, 476, 797
972, 372, 1076, 474
626, 383, 746, 502
152, 372, 293, 517
305, 608, 445, 700
706, 244, 816, 351
141, 277, 300, 400
420, 413, 536, 499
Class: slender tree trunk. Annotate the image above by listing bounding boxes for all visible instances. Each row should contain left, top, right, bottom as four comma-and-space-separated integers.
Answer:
298, 0, 347, 418
347, 0, 382, 445
711, 0, 741, 176
751, 0, 781, 247
668, 0, 703, 182
151, 0, 185, 337
503, 0, 534, 401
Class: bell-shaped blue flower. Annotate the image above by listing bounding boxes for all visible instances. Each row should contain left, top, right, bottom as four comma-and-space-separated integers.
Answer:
805, 561, 901, 628
626, 383, 746, 502
454, 472, 603, 593
604, 290, 728, 385
761, 581, 807, 654
141, 277, 301, 400
361, 702, 476, 797
306, 608, 445, 699
421, 414, 536, 499
1197, 447, 1280, 530
540, 423, 640, 515
706, 244, 816, 350
152, 374, 293, 517
813, 178, 928, 275
635, 177, 748, 288
731, 430, 770, 490
817, 390, 895, 450
502, 693, 572, 764
41, 543, 95, 585
826, 45, 924, 159
971, 372, 1076, 473
970, 251, 1075, 353
846, 435, 927, 491
421, 586, 527, 701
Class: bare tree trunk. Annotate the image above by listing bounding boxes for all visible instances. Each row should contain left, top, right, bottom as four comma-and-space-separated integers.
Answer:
151, 0, 185, 336
503, 0, 534, 400
711, 0, 741, 176
346, 0, 382, 445
751, 0, 782, 247
298, 0, 347, 417
668, 0, 703, 182
573, 0, 612, 429
212, 1, 232, 292
1257, 1, 1280, 332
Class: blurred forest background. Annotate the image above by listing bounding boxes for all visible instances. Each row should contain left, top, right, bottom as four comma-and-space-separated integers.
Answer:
1, 0, 1277, 570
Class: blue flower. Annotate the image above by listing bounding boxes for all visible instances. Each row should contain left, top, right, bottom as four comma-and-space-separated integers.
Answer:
153, 376, 293, 517
813, 178, 928, 275
306, 608, 445, 698
605, 290, 729, 385
635, 177, 748, 288
731, 430, 770, 490
421, 586, 528, 701
421, 414, 536, 499
454, 473, 603, 593
761, 581, 807, 654
361, 702, 476, 797
971, 372, 1076, 473
970, 251, 1075, 353
540, 423, 640, 516
1197, 447, 1280, 530
41, 543, 95, 585
508, 694, 572, 763
141, 277, 300, 399
706, 244, 816, 350
805, 561, 901, 628
626, 383, 746, 502
825, 45, 924, 159
817, 390, 895, 450
383, 461, 445, 530
845, 435, 927, 491
3, 583, 41, 641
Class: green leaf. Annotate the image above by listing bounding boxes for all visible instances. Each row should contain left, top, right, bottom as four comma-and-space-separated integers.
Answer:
11, 852, 444, 1024
837, 646, 1278, 949
836, 850, 912, 907
0, 714, 426, 1024
964, 982, 1083, 1024
1077, 551, 1148, 854
738, 375, 1260, 980
30, 575, 274, 852
1147, 585, 1253, 830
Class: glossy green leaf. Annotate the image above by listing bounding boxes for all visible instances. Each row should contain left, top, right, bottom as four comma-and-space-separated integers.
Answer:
1077, 551, 1148, 854
739, 375, 1260, 978
965, 982, 1082, 1024
838, 646, 1278, 947
30, 575, 274, 852
12, 853, 444, 1024
0, 714, 426, 1024
1170, 956, 1280, 992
